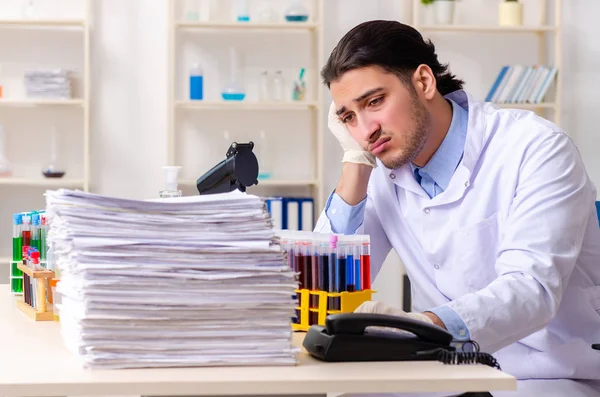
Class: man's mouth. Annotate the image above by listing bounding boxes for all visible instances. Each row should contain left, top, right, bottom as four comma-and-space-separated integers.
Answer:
370, 137, 391, 155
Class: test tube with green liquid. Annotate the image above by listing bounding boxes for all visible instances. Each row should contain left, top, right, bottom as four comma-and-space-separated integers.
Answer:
12, 213, 23, 294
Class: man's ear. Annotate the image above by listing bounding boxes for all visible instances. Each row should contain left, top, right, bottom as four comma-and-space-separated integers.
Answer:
412, 64, 436, 101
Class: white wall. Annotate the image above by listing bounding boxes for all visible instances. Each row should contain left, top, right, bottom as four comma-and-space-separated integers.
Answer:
1, 0, 599, 306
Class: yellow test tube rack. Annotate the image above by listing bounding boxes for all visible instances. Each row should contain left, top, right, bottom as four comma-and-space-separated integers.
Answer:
291, 288, 375, 332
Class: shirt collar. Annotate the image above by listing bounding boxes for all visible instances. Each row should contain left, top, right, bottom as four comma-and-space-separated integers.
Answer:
410, 97, 468, 191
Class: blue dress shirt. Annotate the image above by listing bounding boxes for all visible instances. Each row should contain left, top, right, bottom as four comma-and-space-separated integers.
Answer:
325, 97, 471, 342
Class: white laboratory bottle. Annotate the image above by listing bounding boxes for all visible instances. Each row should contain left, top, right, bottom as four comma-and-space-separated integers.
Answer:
272, 70, 285, 102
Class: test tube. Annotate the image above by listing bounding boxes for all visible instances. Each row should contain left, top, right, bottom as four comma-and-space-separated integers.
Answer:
12, 214, 23, 294
31, 214, 40, 253
336, 239, 347, 295
12, 214, 22, 262
21, 214, 31, 247
354, 236, 362, 291
328, 235, 339, 310
294, 240, 305, 289
346, 236, 355, 292
320, 236, 329, 292
310, 238, 319, 309
361, 235, 371, 290
40, 215, 47, 264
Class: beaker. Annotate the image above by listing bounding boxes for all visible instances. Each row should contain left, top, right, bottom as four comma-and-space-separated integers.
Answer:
221, 47, 246, 101
42, 126, 66, 178
285, 0, 309, 22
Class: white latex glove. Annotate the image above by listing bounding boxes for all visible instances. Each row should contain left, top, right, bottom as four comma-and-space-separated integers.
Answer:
354, 300, 434, 325
328, 101, 377, 168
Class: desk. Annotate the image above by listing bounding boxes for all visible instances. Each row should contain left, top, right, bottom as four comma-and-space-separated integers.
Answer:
0, 286, 516, 396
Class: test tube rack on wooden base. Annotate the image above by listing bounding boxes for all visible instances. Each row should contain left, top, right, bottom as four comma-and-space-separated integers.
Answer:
16, 263, 55, 321
292, 289, 374, 332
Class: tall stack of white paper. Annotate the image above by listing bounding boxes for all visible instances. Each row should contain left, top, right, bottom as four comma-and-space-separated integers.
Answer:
24, 69, 73, 99
45, 189, 299, 369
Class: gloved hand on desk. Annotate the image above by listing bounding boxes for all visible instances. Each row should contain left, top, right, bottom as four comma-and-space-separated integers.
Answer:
355, 300, 436, 326
328, 101, 377, 168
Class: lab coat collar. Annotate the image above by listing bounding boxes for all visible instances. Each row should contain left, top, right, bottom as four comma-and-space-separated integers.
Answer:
382, 90, 489, 204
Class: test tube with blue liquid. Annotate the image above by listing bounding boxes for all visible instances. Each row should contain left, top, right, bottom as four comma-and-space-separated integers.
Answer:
346, 237, 355, 292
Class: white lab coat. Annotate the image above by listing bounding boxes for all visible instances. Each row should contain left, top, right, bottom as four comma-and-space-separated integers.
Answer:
315, 90, 600, 395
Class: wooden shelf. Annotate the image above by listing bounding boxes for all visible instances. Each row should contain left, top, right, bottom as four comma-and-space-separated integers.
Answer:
176, 100, 318, 111
494, 102, 556, 110
0, 98, 84, 107
176, 21, 318, 31
180, 179, 319, 187
418, 25, 557, 33
0, 178, 85, 187
0, 19, 84, 28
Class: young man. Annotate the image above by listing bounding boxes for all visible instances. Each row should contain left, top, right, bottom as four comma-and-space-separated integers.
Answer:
314, 20, 600, 396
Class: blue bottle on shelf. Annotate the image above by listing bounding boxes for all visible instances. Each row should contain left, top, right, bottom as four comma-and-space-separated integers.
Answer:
189, 63, 204, 100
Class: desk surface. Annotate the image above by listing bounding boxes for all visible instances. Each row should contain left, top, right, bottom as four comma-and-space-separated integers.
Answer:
0, 286, 515, 396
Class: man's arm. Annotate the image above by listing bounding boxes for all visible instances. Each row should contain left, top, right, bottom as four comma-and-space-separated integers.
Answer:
437, 132, 595, 352
314, 166, 392, 281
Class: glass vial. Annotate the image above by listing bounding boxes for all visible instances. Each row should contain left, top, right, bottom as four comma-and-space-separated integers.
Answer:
259, 70, 270, 101
189, 63, 204, 100
272, 70, 285, 102
184, 0, 200, 21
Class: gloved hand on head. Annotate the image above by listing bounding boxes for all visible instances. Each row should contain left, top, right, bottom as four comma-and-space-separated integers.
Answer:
354, 300, 434, 325
328, 101, 377, 168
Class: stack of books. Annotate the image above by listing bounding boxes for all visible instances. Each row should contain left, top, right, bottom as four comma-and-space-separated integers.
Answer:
485, 65, 558, 105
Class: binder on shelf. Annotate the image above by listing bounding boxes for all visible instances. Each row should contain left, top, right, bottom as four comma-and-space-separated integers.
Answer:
485, 64, 558, 105
265, 197, 314, 231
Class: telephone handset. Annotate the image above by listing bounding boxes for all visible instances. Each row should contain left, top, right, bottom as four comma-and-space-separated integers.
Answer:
303, 313, 501, 369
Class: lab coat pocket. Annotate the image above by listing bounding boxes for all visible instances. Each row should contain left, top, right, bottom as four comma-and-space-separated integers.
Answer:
449, 212, 500, 294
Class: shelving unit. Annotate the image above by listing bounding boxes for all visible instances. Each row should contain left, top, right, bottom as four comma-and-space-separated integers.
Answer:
0, 5, 92, 191
0, 2, 92, 271
412, 0, 562, 126
167, 0, 325, 212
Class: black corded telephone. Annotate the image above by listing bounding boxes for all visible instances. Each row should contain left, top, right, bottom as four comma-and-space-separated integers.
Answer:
303, 313, 501, 369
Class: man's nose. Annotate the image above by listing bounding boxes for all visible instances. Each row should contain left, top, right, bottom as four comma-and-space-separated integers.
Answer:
358, 115, 381, 143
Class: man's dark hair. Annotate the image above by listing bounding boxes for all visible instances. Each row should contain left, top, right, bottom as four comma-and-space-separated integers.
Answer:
321, 20, 464, 96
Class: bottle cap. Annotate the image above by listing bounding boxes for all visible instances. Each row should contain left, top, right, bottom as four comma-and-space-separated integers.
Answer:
13, 213, 22, 225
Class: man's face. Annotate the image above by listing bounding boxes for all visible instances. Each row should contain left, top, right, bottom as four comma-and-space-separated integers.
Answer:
330, 66, 431, 169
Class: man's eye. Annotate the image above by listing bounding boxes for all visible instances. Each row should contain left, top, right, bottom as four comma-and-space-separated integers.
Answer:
369, 97, 383, 107
342, 114, 354, 124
